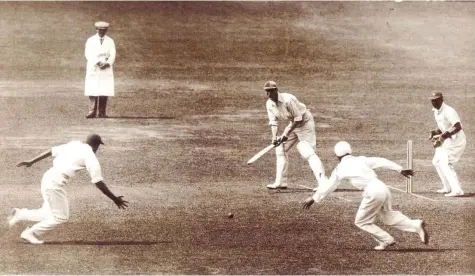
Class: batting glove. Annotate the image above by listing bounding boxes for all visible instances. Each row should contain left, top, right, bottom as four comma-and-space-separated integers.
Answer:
274, 135, 288, 147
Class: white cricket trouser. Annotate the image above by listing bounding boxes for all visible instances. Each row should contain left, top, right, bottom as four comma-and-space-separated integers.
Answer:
17, 169, 70, 237
274, 112, 325, 186
432, 138, 466, 193
354, 180, 420, 244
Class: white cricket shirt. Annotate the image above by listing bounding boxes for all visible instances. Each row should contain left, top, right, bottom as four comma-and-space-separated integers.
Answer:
432, 102, 466, 146
266, 93, 308, 126
312, 155, 402, 202
49, 141, 104, 185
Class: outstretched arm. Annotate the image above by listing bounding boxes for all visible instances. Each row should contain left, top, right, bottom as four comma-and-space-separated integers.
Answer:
303, 172, 341, 209
95, 181, 128, 209
17, 149, 52, 167
365, 157, 413, 178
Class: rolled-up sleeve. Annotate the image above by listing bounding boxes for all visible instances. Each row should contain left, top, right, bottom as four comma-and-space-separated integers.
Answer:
85, 152, 104, 184
51, 144, 66, 157
446, 107, 461, 127
287, 99, 303, 122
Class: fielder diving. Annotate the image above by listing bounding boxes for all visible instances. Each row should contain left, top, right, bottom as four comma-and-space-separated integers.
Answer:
8, 134, 128, 244
303, 141, 429, 250
263, 81, 326, 190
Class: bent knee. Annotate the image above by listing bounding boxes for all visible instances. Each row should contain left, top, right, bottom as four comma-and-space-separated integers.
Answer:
297, 141, 316, 160
52, 215, 69, 224
354, 221, 366, 228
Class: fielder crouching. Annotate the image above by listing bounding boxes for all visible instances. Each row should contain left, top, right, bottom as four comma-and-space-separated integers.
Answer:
8, 134, 128, 244
429, 92, 466, 197
263, 81, 326, 190
303, 141, 429, 250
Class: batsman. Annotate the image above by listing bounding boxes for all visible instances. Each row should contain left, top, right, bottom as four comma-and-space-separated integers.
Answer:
263, 81, 326, 190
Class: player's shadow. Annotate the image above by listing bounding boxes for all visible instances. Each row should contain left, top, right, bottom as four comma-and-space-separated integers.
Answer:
268, 188, 313, 194
269, 188, 362, 194
454, 192, 475, 198
346, 247, 462, 252
334, 188, 361, 192
43, 240, 171, 245
104, 116, 176, 120
384, 248, 463, 252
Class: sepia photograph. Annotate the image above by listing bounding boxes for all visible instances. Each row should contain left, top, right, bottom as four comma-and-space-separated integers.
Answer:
0, 1, 474, 274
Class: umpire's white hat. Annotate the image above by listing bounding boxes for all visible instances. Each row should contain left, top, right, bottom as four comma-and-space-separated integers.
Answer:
95, 21, 110, 29
334, 141, 352, 157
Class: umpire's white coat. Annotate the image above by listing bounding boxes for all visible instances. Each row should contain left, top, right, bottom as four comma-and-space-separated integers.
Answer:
84, 34, 116, 97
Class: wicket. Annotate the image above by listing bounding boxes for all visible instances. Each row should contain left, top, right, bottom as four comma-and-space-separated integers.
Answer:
406, 140, 413, 193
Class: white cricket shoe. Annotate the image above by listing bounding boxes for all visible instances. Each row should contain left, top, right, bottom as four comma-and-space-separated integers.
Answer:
266, 183, 287, 189
20, 228, 44, 244
444, 191, 464, 197
436, 189, 450, 194
417, 220, 429, 244
374, 240, 396, 251
7, 208, 21, 228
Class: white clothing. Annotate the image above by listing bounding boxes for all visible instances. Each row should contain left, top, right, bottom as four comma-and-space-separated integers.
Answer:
49, 141, 103, 187
266, 93, 308, 126
313, 155, 421, 245
84, 34, 116, 96
266, 93, 325, 186
16, 141, 103, 237
16, 174, 70, 237
432, 147, 464, 193
432, 102, 466, 193
432, 102, 466, 163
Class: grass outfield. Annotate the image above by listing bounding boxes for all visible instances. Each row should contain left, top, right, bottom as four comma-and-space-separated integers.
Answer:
0, 2, 474, 275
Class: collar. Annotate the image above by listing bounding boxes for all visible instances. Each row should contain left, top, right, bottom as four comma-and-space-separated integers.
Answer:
277, 93, 284, 103
339, 154, 352, 161
432, 102, 446, 113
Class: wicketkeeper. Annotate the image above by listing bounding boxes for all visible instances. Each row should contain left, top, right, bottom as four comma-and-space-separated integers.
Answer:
429, 92, 466, 197
263, 81, 326, 190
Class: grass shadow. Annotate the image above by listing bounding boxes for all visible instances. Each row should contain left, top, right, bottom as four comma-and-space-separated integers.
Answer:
103, 116, 176, 120
43, 240, 171, 245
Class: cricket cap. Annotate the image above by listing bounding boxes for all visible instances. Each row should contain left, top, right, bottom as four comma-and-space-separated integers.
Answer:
429, 92, 443, 100
334, 141, 352, 157
264, 81, 278, 91
86, 133, 104, 145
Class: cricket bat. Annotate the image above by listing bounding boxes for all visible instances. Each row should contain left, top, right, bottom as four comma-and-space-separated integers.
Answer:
247, 144, 275, 165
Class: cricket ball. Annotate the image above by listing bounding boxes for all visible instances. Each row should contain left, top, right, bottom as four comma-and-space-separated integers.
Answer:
227, 212, 234, 219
